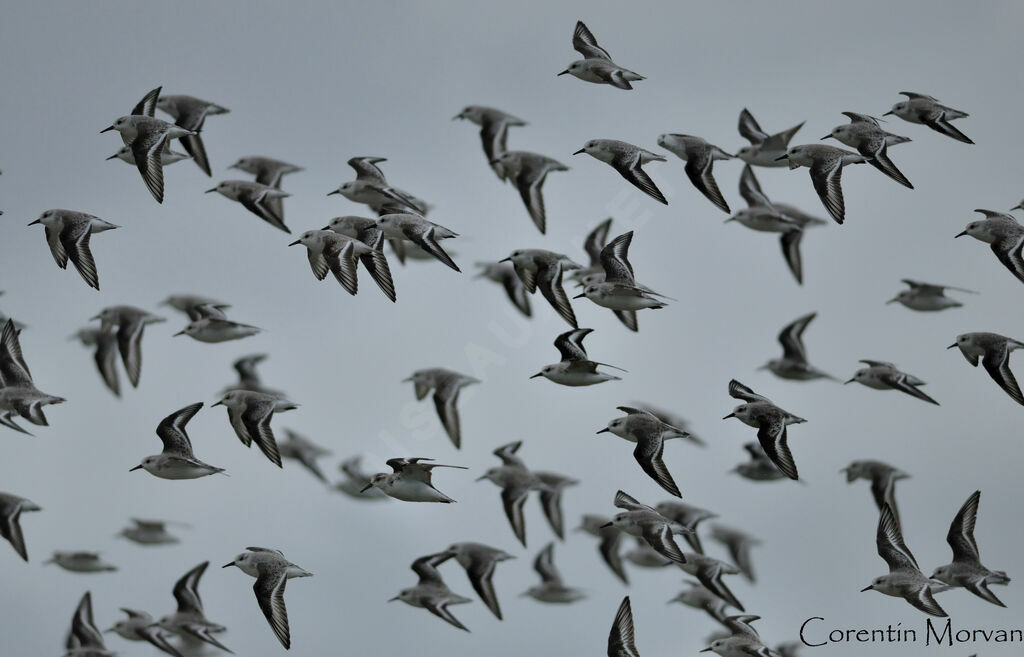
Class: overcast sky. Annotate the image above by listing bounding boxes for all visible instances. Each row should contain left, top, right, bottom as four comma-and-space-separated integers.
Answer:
2, 1, 1023, 655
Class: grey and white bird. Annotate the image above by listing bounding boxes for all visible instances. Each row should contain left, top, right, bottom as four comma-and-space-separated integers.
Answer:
930, 491, 1011, 607
759, 312, 836, 381
107, 143, 190, 166
888, 279, 976, 311
823, 112, 913, 188
453, 106, 527, 179
390, 551, 472, 632
101, 86, 195, 203
728, 165, 827, 284
91, 305, 166, 388
669, 580, 732, 624
731, 442, 788, 483
861, 504, 948, 617
474, 262, 532, 317
490, 150, 569, 233
222, 353, 285, 397
214, 390, 299, 468
363, 457, 467, 503
0, 491, 40, 561
574, 139, 667, 204
229, 156, 303, 220
598, 406, 690, 497
403, 368, 480, 449
679, 552, 746, 611
531, 328, 625, 386
607, 596, 641, 657
700, 615, 778, 657
63, 591, 115, 657
735, 108, 805, 167
776, 144, 867, 224
156, 561, 232, 654
577, 514, 629, 585
160, 294, 230, 321
524, 542, 586, 603
955, 210, 1024, 285
574, 232, 670, 321
329, 156, 428, 215
884, 92, 972, 144
289, 229, 396, 301
28, 209, 119, 290
277, 429, 331, 483
106, 608, 183, 657
476, 440, 548, 546
654, 501, 717, 554
559, 21, 644, 90
633, 404, 706, 447
223, 547, 312, 650
45, 551, 117, 573
845, 360, 939, 405
173, 304, 262, 343
657, 133, 734, 213
446, 542, 515, 619
949, 332, 1024, 406
70, 327, 121, 398
709, 525, 761, 583
534, 471, 577, 539
841, 460, 910, 521
333, 456, 388, 500
501, 249, 582, 327
603, 490, 690, 565
1, 319, 65, 431
130, 402, 225, 479
723, 380, 806, 480
206, 180, 291, 233
155, 93, 229, 176
374, 212, 460, 272
117, 518, 184, 546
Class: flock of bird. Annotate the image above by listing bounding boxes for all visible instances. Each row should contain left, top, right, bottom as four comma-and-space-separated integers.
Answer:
1, 16, 1018, 657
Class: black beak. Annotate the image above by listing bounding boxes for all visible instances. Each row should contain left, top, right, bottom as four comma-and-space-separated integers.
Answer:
105, 153, 118, 160
27, 219, 41, 226
557, 70, 570, 76
844, 378, 855, 384
600, 522, 613, 528
883, 111, 895, 116
820, 134, 833, 140
359, 483, 374, 493
947, 344, 958, 349
288, 240, 301, 246
529, 373, 543, 379
722, 413, 735, 420
212, 400, 223, 407
573, 149, 586, 155
222, 562, 235, 568
774, 154, 789, 161
596, 428, 610, 434
327, 190, 340, 196
204, 188, 217, 193
100, 126, 115, 133
129, 465, 143, 472
860, 585, 873, 592
954, 230, 968, 238
498, 257, 512, 263
572, 293, 585, 299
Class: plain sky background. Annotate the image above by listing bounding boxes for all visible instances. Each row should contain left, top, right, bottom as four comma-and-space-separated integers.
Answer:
2, 1, 1023, 655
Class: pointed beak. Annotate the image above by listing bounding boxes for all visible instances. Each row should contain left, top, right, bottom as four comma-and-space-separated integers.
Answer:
596, 428, 610, 434
204, 188, 217, 193
103, 627, 115, 633
954, 230, 968, 238
475, 474, 489, 482
883, 110, 895, 116
105, 153, 118, 160
860, 585, 873, 592
557, 70, 570, 76
600, 522, 613, 529
387, 596, 400, 602
947, 343, 958, 349
222, 561, 236, 568
129, 465, 143, 472
886, 297, 900, 304
100, 126, 115, 133
173, 330, 186, 337
572, 293, 585, 299
498, 257, 512, 263
288, 240, 301, 246
529, 373, 543, 379
228, 163, 240, 170
212, 400, 224, 407
359, 483, 374, 493
27, 219, 41, 226
327, 190, 340, 196
1012, 204, 1024, 211
700, 648, 714, 653
572, 149, 586, 155
844, 378, 855, 384
722, 413, 735, 420
774, 154, 789, 161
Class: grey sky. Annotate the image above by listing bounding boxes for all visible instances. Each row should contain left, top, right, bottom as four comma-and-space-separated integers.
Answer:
1, 0, 1023, 655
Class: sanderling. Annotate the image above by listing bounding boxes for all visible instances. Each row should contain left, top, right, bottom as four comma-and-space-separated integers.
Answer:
403, 368, 480, 449
63, 591, 115, 657
841, 460, 910, 521
229, 156, 303, 223
45, 551, 117, 573
845, 360, 939, 405
723, 380, 806, 480
523, 542, 586, 603
669, 580, 732, 624
91, 305, 166, 388
155, 93, 229, 176
329, 156, 428, 215
374, 213, 460, 272
760, 312, 836, 381
861, 504, 948, 617
949, 332, 1024, 406
130, 402, 225, 479
474, 262, 532, 317
776, 144, 867, 224
731, 442, 788, 482
657, 133, 733, 213
446, 542, 515, 619
206, 180, 291, 233
160, 294, 231, 320
599, 406, 690, 497
823, 112, 913, 188
888, 279, 976, 311
28, 209, 119, 290
700, 615, 776, 657
363, 457, 467, 503
278, 429, 331, 483
654, 501, 716, 554
117, 518, 184, 546
574, 139, 667, 204
476, 441, 545, 545
955, 209, 1024, 285
490, 150, 569, 233
534, 471, 578, 539
1, 319, 65, 431
173, 304, 261, 343
577, 514, 629, 585
678, 554, 745, 612
735, 108, 804, 167
106, 609, 183, 657
223, 547, 312, 650
532, 328, 624, 386
930, 491, 1011, 607
390, 551, 472, 632
559, 21, 644, 89
453, 106, 527, 179
574, 232, 671, 322
70, 327, 121, 398
107, 143, 190, 166
156, 561, 232, 653
884, 92, 972, 144
709, 525, 761, 583
333, 456, 388, 500
502, 249, 582, 327
604, 490, 690, 564
633, 404, 705, 447
607, 596, 641, 657
289, 229, 396, 301
214, 390, 299, 468
0, 492, 40, 561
